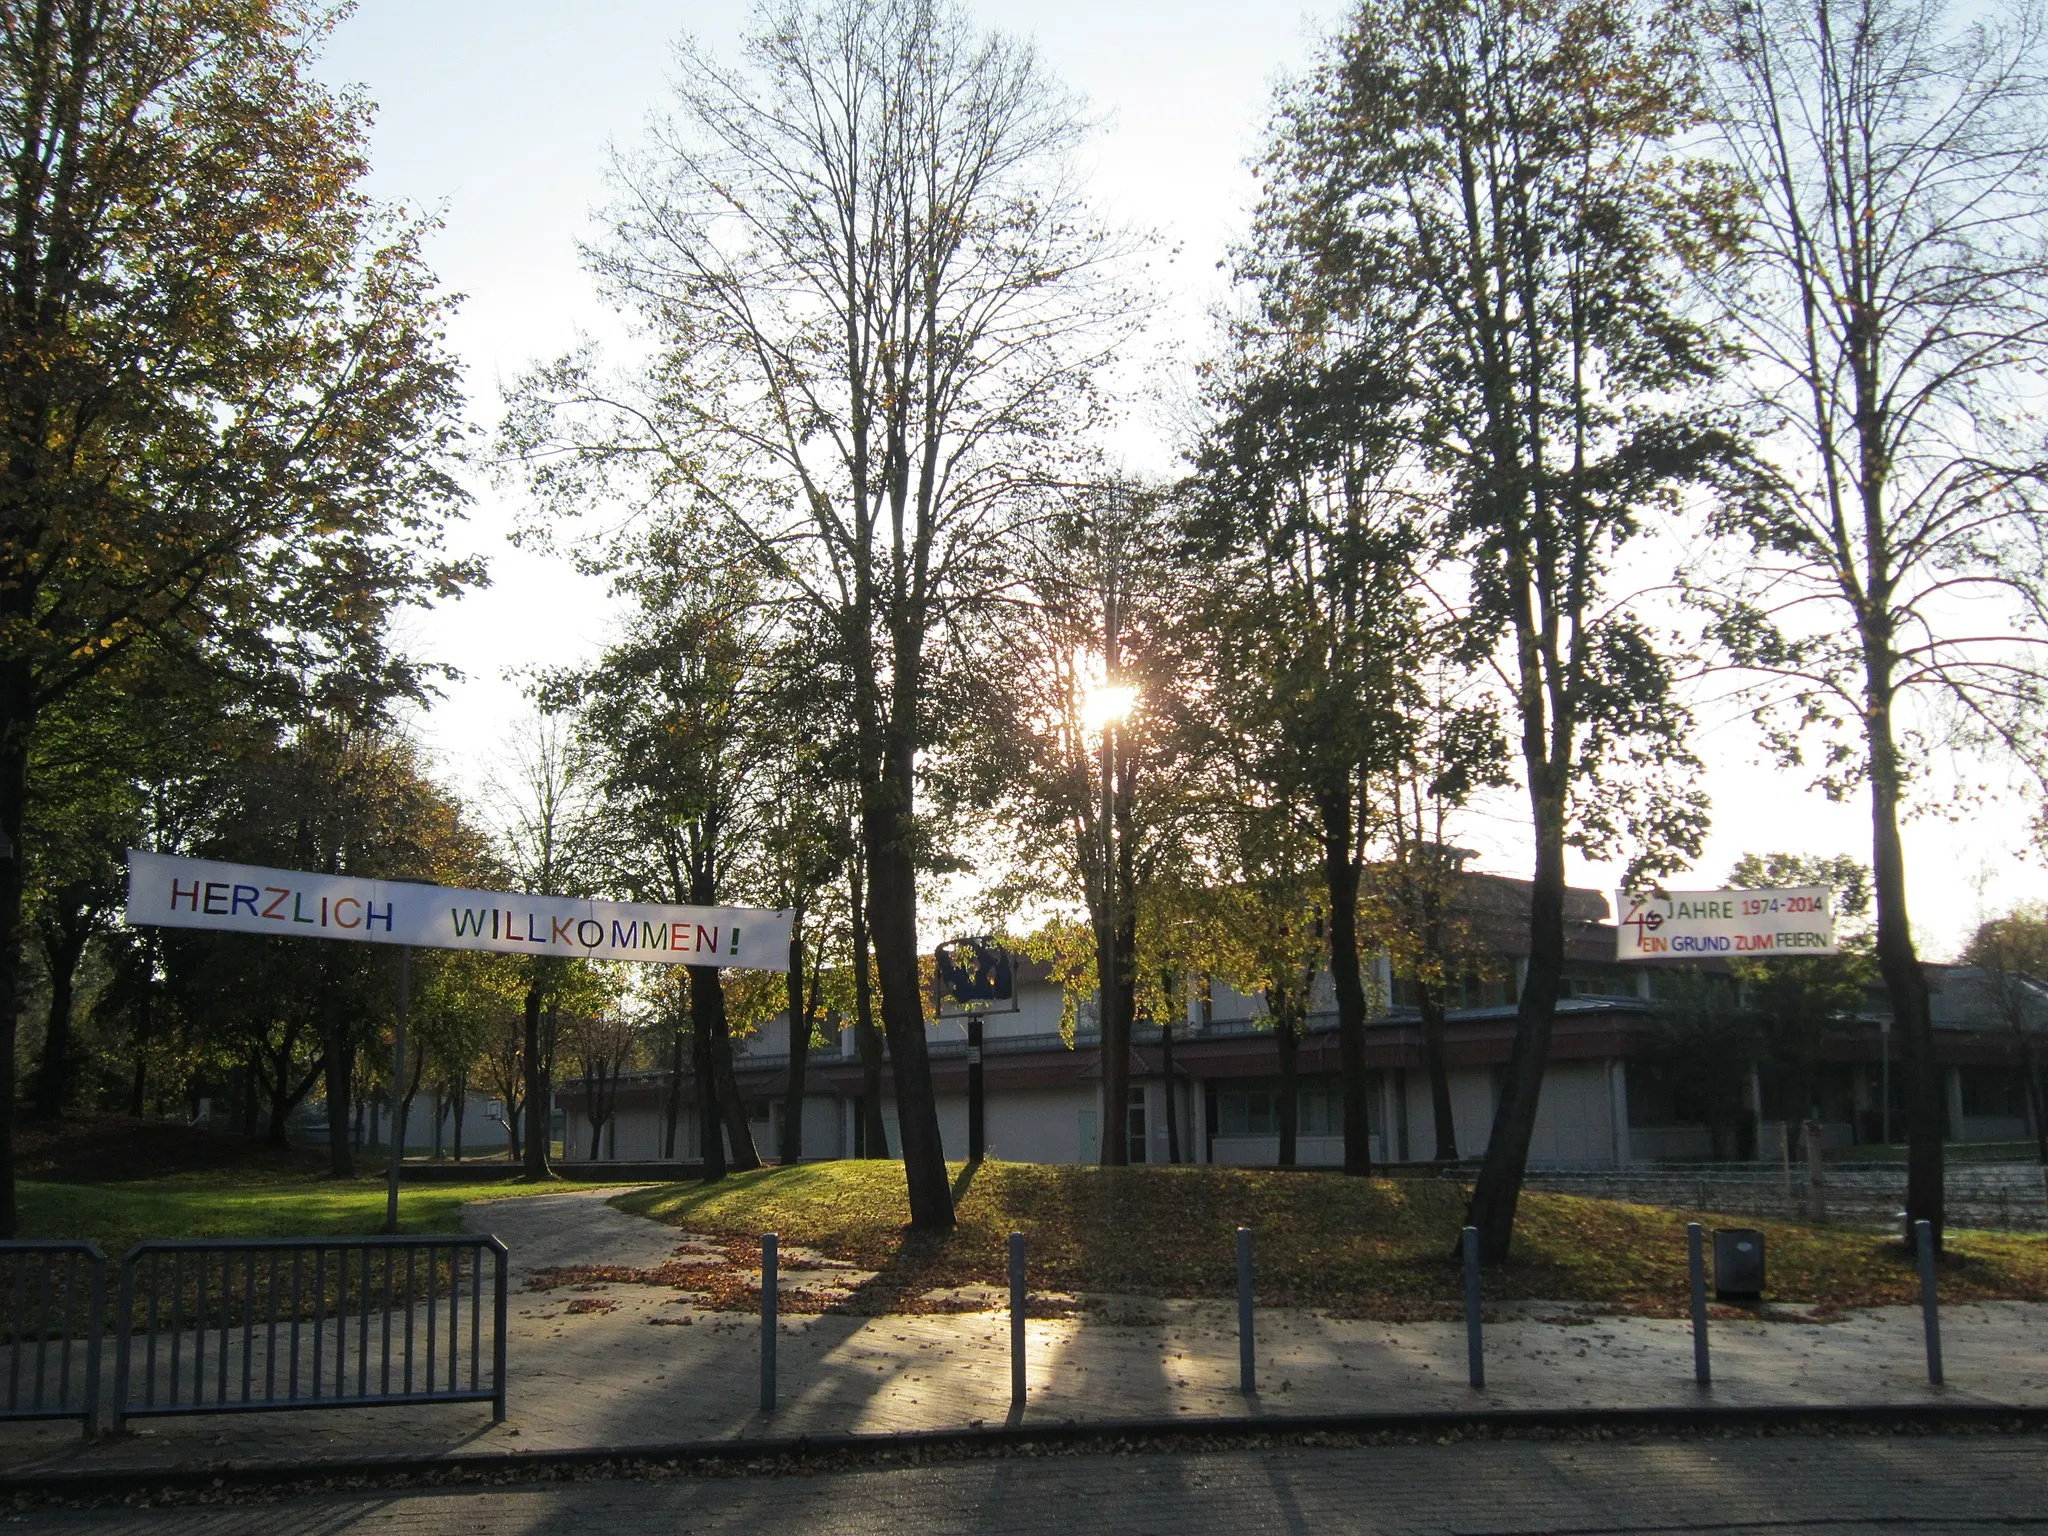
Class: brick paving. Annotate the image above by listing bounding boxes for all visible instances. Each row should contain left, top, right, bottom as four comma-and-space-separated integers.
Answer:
17, 1432, 2048, 1533
3, 1190, 2046, 1481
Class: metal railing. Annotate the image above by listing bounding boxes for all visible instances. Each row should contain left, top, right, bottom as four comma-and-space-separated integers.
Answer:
111, 1235, 507, 1430
0, 1241, 106, 1434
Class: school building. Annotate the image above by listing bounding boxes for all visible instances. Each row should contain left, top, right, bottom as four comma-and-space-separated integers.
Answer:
555, 871, 2046, 1170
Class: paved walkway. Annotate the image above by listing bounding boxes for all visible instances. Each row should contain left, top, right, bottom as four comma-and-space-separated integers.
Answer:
22, 1432, 2048, 1533
3, 1189, 2045, 1479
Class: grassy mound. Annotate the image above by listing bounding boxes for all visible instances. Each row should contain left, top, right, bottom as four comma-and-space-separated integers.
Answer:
616, 1160, 2048, 1320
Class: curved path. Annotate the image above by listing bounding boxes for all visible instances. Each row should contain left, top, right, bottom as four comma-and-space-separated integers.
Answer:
461, 1187, 683, 1276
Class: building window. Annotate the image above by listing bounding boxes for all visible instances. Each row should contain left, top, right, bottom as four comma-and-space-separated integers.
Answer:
1960, 1067, 2029, 1119
1212, 1081, 1350, 1138
1127, 1088, 1147, 1164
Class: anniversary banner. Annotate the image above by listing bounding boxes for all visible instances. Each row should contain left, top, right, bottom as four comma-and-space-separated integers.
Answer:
1615, 885, 1837, 961
124, 850, 793, 970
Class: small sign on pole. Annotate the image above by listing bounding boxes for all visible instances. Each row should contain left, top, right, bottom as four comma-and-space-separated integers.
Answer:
1615, 887, 1837, 961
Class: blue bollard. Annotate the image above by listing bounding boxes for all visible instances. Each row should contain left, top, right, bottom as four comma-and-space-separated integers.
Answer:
1916, 1219, 1943, 1386
1237, 1226, 1254, 1395
1463, 1225, 1484, 1390
1009, 1231, 1027, 1410
760, 1231, 778, 1413
1687, 1222, 1711, 1388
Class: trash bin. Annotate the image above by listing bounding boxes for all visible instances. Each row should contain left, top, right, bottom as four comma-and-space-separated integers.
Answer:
1713, 1228, 1765, 1300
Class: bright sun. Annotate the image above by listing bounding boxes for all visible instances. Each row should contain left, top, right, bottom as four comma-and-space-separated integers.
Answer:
1080, 681, 1138, 733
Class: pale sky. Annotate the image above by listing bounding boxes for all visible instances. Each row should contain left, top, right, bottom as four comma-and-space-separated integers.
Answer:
315, 0, 2040, 961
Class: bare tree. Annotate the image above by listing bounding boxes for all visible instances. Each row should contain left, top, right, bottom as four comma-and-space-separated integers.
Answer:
566, 1007, 643, 1159
505, 0, 1134, 1228
491, 713, 597, 1178
1697, 0, 2048, 1245
1961, 907, 2048, 1175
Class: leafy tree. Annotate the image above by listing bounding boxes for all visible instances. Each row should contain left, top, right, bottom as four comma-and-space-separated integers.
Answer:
503, 0, 1134, 1229
1361, 677, 1511, 1161
1259, 0, 1734, 1258
1636, 968, 1760, 1160
549, 559, 770, 1178
966, 483, 1197, 1164
1962, 906, 2048, 1170
1693, 0, 2048, 1244
160, 719, 493, 1166
491, 713, 601, 1177
0, 0, 474, 1231
410, 949, 522, 1161
1191, 344, 1420, 1175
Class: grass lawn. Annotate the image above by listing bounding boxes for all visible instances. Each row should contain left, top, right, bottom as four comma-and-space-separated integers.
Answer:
615, 1160, 2048, 1320
20, 1169, 595, 1257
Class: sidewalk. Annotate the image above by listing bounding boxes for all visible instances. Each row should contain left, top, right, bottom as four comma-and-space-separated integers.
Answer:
3, 1189, 2043, 1479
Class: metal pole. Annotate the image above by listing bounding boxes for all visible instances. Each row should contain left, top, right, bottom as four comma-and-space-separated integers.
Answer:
1236, 1226, 1254, 1395
968, 1013, 985, 1163
1916, 1219, 1943, 1386
1009, 1232, 1026, 1411
386, 948, 410, 1235
1686, 1222, 1711, 1388
760, 1232, 778, 1413
490, 1239, 508, 1422
1462, 1225, 1483, 1390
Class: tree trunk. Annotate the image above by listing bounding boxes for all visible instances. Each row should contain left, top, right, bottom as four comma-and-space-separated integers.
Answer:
1276, 1006, 1300, 1168
522, 980, 552, 1179
1321, 789, 1372, 1175
663, 1026, 684, 1160
451, 1070, 466, 1162
0, 683, 31, 1235
31, 910, 91, 1118
850, 853, 888, 1158
128, 975, 152, 1118
691, 964, 727, 1182
1464, 775, 1567, 1262
863, 760, 952, 1226
1867, 679, 1942, 1245
1096, 914, 1132, 1166
265, 1047, 321, 1148
322, 1036, 355, 1178
1421, 983, 1458, 1161
396, 1043, 426, 1164
781, 912, 807, 1164
707, 987, 758, 1172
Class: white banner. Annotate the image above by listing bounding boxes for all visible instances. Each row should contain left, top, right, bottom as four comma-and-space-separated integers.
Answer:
124, 850, 792, 970
1616, 886, 1837, 961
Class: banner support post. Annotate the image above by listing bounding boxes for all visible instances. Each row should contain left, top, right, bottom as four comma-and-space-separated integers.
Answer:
386, 946, 410, 1234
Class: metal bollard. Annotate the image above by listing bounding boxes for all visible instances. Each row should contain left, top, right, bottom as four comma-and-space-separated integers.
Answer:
1686, 1222, 1711, 1388
1009, 1232, 1027, 1411
1236, 1226, 1254, 1395
1915, 1219, 1943, 1386
1462, 1225, 1484, 1390
760, 1232, 778, 1413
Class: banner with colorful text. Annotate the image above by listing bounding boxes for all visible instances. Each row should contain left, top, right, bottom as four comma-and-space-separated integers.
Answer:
1615, 886, 1837, 961
124, 850, 792, 970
